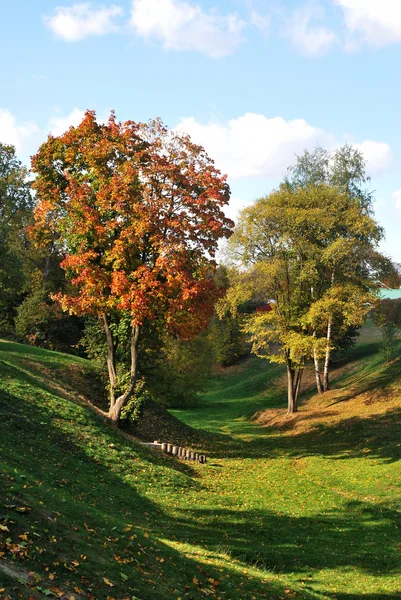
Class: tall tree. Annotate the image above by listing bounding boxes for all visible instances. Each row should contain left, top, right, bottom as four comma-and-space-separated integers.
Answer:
284, 144, 381, 391
31, 111, 233, 424
285, 144, 373, 212
223, 184, 382, 413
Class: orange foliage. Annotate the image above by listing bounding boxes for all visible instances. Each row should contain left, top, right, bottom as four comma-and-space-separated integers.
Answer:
31, 111, 233, 337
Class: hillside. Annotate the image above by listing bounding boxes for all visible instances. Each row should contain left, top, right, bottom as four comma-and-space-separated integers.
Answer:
1, 329, 401, 599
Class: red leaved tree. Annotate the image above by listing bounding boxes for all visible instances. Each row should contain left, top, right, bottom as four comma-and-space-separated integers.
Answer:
31, 111, 233, 424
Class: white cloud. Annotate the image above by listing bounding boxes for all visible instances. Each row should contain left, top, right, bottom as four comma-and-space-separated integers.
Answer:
176, 113, 331, 179
44, 3, 123, 42
176, 113, 392, 181
393, 190, 401, 215
285, 5, 336, 56
335, 0, 401, 45
48, 108, 86, 136
130, 0, 245, 58
0, 109, 39, 152
355, 140, 392, 175
249, 11, 270, 36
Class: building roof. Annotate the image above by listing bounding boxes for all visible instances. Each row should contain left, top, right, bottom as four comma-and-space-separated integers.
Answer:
379, 289, 401, 300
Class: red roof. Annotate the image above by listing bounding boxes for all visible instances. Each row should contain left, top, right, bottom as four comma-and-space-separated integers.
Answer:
255, 304, 273, 313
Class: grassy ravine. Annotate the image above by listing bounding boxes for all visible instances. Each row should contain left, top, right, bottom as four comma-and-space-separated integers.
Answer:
1, 330, 401, 599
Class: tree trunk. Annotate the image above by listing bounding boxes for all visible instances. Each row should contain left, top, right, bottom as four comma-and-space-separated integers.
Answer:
323, 317, 332, 392
103, 313, 117, 404
108, 325, 140, 426
287, 362, 297, 414
323, 270, 335, 393
294, 368, 303, 401
313, 347, 323, 394
311, 281, 323, 394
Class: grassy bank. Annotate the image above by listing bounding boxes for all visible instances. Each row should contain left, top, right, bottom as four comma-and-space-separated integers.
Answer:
1, 328, 401, 599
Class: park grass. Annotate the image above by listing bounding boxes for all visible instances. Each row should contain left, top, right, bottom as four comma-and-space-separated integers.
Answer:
1, 327, 401, 599
171, 331, 401, 599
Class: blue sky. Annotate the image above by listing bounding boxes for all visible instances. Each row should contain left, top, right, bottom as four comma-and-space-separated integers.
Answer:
1, 0, 400, 261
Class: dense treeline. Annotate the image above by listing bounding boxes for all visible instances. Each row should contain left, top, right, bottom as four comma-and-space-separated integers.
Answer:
0, 120, 246, 423
1, 123, 398, 420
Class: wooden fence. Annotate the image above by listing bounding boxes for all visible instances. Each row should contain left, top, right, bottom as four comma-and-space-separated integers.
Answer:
139, 440, 207, 463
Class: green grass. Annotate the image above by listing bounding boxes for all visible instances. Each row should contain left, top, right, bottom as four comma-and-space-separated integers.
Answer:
1, 330, 401, 599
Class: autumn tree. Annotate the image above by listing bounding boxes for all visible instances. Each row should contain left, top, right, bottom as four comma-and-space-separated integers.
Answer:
31, 111, 233, 424
223, 184, 382, 413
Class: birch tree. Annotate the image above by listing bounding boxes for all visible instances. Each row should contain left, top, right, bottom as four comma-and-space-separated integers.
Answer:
224, 183, 382, 412
284, 144, 382, 392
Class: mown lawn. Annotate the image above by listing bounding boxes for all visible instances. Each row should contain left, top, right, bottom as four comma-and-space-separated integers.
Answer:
172, 336, 401, 600
1, 331, 401, 599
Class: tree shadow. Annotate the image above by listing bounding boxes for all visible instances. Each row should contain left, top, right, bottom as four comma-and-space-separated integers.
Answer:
0, 370, 317, 600
325, 594, 401, 599
177, 346, 401, 464
201, 406, 401, 465
158, 499, 401, 578
2, 341, 401, 598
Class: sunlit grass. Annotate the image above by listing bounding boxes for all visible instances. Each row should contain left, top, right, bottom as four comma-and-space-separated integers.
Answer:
1, 325, 401, 599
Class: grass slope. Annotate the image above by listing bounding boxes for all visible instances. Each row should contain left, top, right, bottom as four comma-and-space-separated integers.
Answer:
0, 340, 307, 600
1, 328, 401, 599
172, 331, 401, 600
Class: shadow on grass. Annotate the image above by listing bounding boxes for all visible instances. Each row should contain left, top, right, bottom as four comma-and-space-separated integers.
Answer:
2, 340, 401, 598
325, 353, 401, 408
156, 498, 401, 577
200, 406, 401, 465
174, 346, 401, 464
325, 594, 401, 599
0, 367, 314, 600
0, 358, 199, 479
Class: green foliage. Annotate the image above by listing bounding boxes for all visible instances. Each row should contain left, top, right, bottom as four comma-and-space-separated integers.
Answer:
224, 182, 383, 409
15, 288, 83, 353
227, 184, 377, 360
0, 142, 76, 350
0, 143, 32, 333
381, 322, 398, 363
285, 143, 373, 211
147, 333, 214, 407
0, 239, 25, 334
207, 313, 248, 366
80, 316, 214, 408
374, 298, 401, 328
80, 316, 109, 369
80, 314, 136, 397
207, 264, 248, 367
373, 299, 401, 364
120, 378, 149, 425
